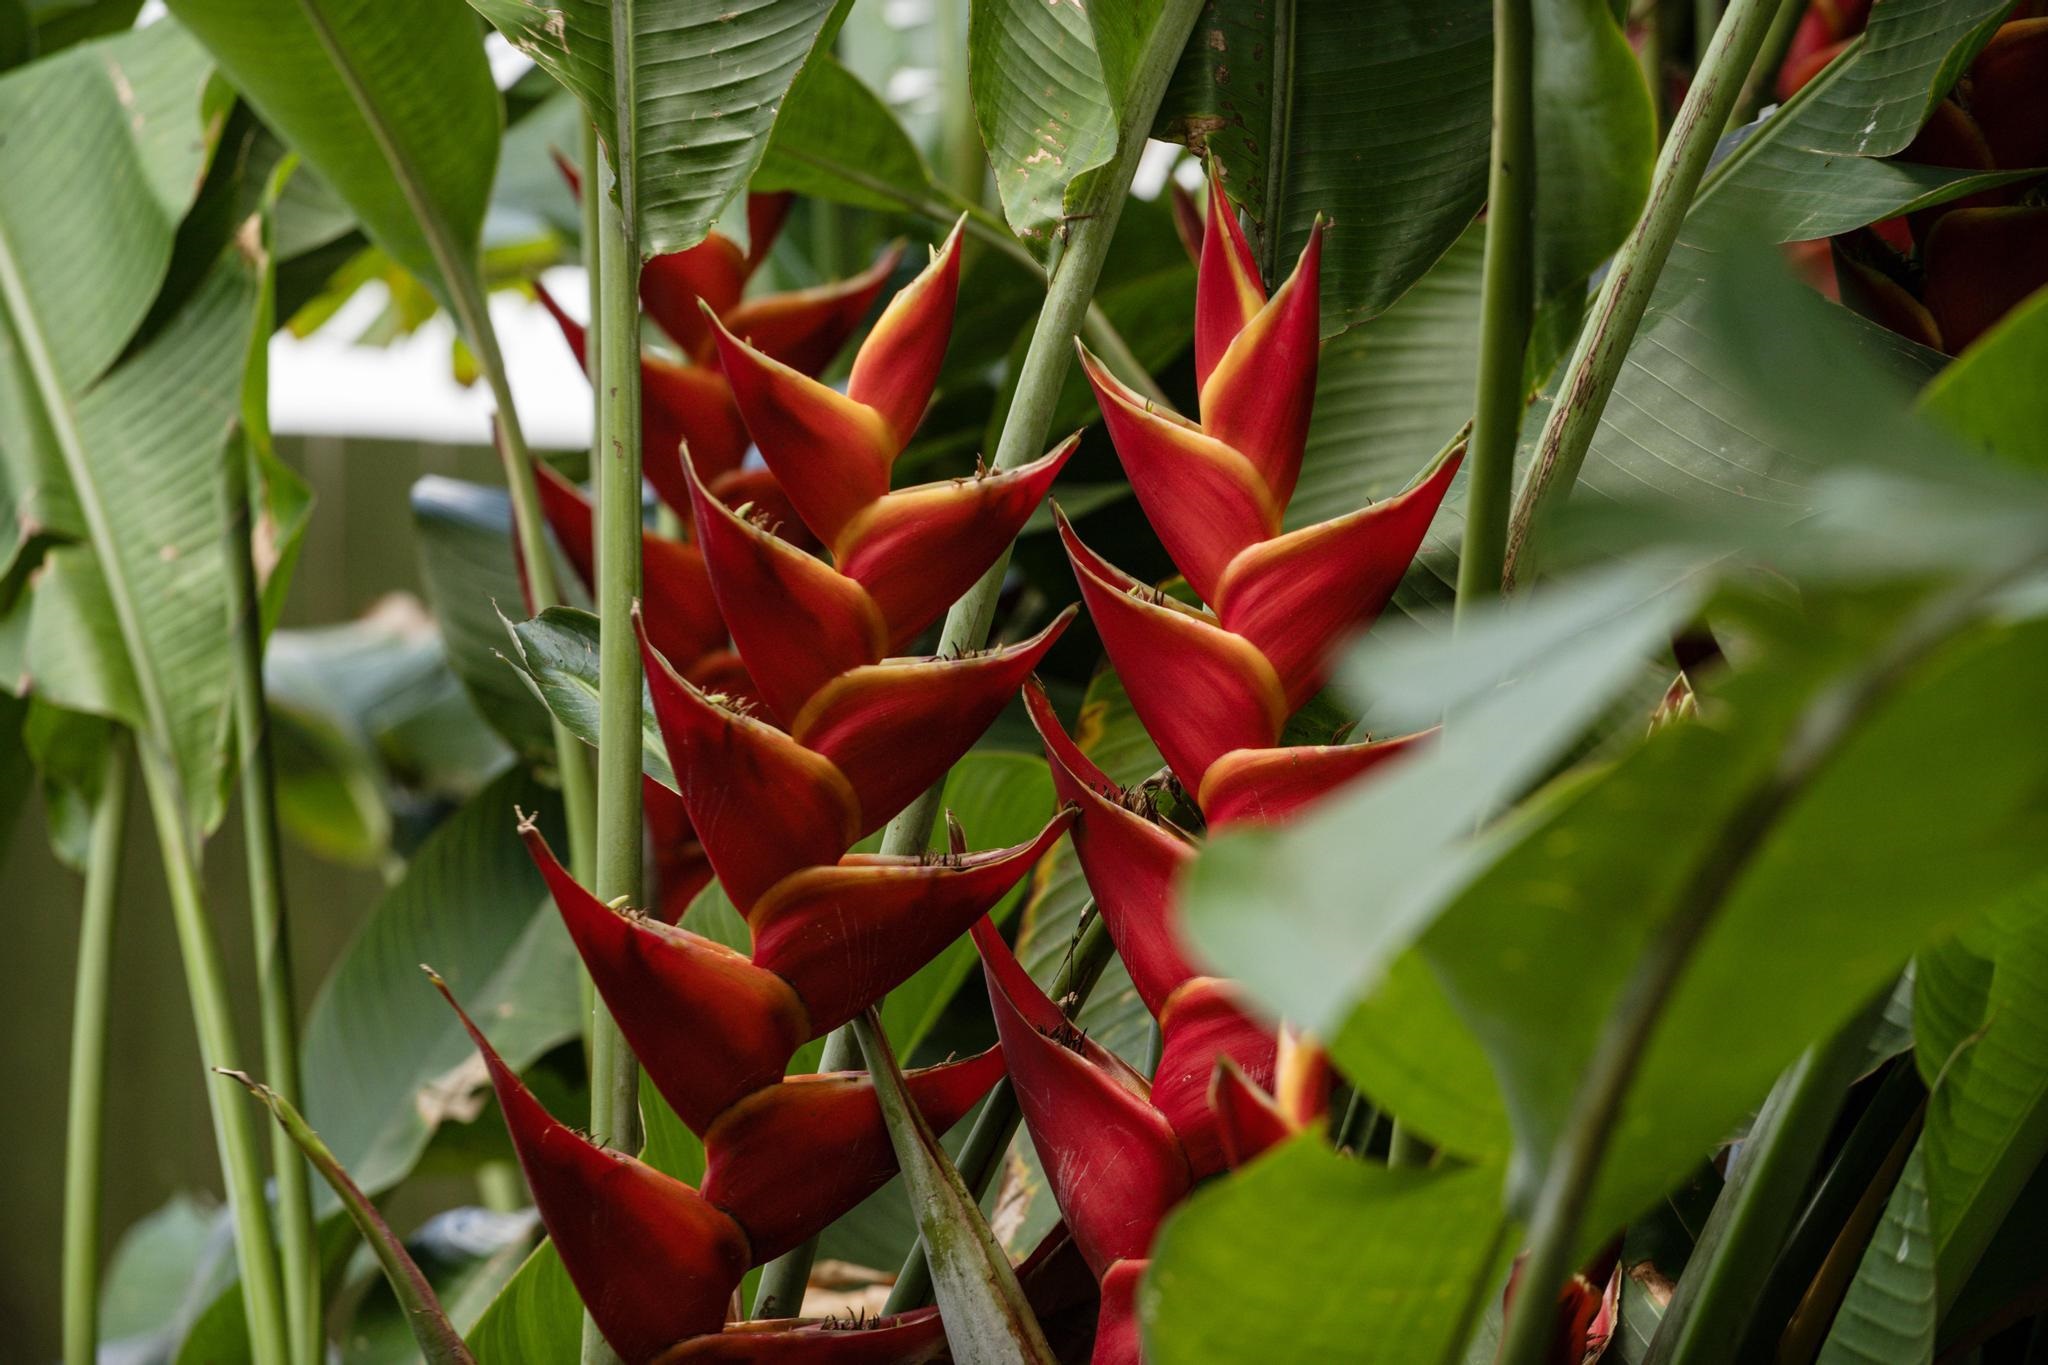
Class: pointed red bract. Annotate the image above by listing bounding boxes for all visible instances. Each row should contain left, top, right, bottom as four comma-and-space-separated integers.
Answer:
835, 438, 1078, 646
975, 919, 1191, 1278
1077, 349, 1278, 603
699, 1050, 1004, 1260
845, 220, 963, 447
719, 245, 900, 377
1198, 221, 1322, 509
1150, 980, 1279, 1178
684, 458, 888, 725
749, 812, 1074, 1031
432, 974, 749, 1363
1214, 447, 1464, 708
525, 825, 809, 1132
790, 612, 1074, 835
641, 612, 860, 909
1210, 1059, 1296, 1169
1090, 1260, 1148, 1365
1024, 683, 1198, 1016
1060, 512, 1285, 790
643, 775, 714, 922
1195, 175, 1266, 391
640, 233, 749, 357
706, 308, 898, 545
1198, 730, 1433, 829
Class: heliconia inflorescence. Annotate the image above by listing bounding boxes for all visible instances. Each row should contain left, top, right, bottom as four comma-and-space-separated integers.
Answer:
444, 214, 1088, 1363
972, 176, 1462, 1363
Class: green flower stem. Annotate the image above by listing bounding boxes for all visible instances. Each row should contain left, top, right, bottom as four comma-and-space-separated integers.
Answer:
753, 0, 1204, 1313
1648, 990, 1889, 1365
0, 221, 289, 1365
224, 439, 320, 1365
581, 6, 645, 1351
884, 908, 1116, 1314
1456, 0, 1537, 614
1500, 0, 1791, 590
1493, 561, 2038, 1365
61, 741, 127, 1365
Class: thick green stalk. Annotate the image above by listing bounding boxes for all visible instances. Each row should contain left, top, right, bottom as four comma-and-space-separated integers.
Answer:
884, 910, 1116, 1314
0, 223, 289, 1365
753, 0, 1205, 1310
581, 2, 645, 1350
143, 747, 294, 1365
223, 444, 320, 1365
1501, 0, 1790, 590
1492, 562, 2037, 1365
1456, 0, 1538, 614
61, 742, 127, 1365
1648, 991, 1888, 1365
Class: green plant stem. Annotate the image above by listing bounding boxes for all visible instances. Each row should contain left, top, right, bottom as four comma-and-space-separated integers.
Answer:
1492, 561, 2038, 1365
0, 220, 289, 1365
1639, 0, 1666, 130
224, 443, 320, 1365
1387, 1121, 1435, 1169
1648, 990, 1888, 1365
884, 909, 1116, 1314
752, 0, 1203, 1310
1729, 0, 1804, 127
1456, 0, 1537, 615
935, 0, 982, 203
145, 746, 294, 1365
61, 741, 127, 1365
1501, 0, 1790, 590
581, 40, 644, 1365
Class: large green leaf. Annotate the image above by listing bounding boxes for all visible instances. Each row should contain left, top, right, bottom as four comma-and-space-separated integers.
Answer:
299, 766, 578, 1201
164, 0, 499, 303
1427, 605, 2048, 1242
20, 242, 257, 834
1909, 890, 2048, 1310
501, 603, 664, 784
0, 21, 214, 584
464, 1241, 580, 1364
755, 55, 943, 215
1144, 1140, 1511, 1365
968, 0, 1111, 246
1804, 0, 2010, 157
1919, 285, 2048, 471
470, 0, 843, 257
1817, 1148, 1937, 1365
1531, 0, 1655, 328
1158, 0, 1492, 332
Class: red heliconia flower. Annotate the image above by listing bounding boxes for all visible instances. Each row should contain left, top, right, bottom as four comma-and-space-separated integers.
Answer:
977, 917, 1318, 1365
1501, 1241, 1624, 1365
1066, 177, 1452, 824
537, 173, 899, 527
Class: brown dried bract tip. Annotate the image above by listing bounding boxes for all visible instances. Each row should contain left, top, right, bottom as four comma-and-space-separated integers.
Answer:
945, 809, 969, 857
514, 805, 539, 835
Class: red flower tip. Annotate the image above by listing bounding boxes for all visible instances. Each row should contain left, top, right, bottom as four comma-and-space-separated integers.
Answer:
639, 608, 862, 909
704, 304, 898, 547
718, 242, 903, 379
682, 455, 888, 727
1076, 344, 1279, 603
1212, 444, 1462, 709
651, 1308, 948, 1364
1198, 218, 1322, 511
699, 1049, 1005, 1262
1169, 178, 1203, 267
1209, 1059, 1296, 1169
846, 217, 964, 448
1197, 729, 1435, 829
833, 434, 1080, 648
639, 234, 750, 360
522, 823, 809, 1132
789, 609, 1077, 838
1057, 508, 1286, 793
749, 810, 1076, 1034
1150, 978, 1279, 1177
1195, 175, 1266, 391
974, 918, 1192, 1278
1022, 682, 1198, 1018
428, 969, 749, 1363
